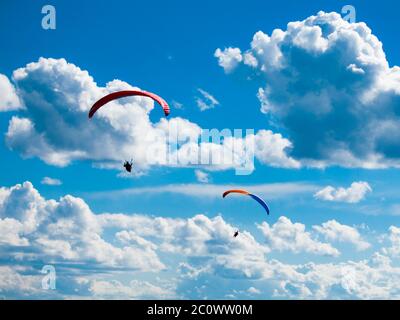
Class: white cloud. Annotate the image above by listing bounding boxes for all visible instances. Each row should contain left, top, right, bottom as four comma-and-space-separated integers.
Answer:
313, 220, 370, 251
1, 181, 399, 299
101, 213, 268, 262
0, 181, 165, 271
195, 88, 220, 111
41, 177, 62, 186
214, 47, 243, 73
194, 170, 210, 183
382, 226, 400, 257
0, 218, 29, 246
89, 182, 318, 200
254, 130, 300, 168
0, 74, 22, 112
7, 58, 181, 169
258, 216, 340, 256
88, 279, 175, 299
5, 57, 297, 172
269, 257, 400, 299
314, 181, 372, 203
0, 266, 40, 296
175, 239, 400, 300
247, 287, 261, 294
216, 11, 400, 168
171, 100, 184, 110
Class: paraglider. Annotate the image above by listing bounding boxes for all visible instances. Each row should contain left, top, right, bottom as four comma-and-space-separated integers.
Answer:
233, 230, 239, 238
88, 90, 170, 174
123, 159, 133, 173
222, 189, 270, 215
88, 90, 170, 119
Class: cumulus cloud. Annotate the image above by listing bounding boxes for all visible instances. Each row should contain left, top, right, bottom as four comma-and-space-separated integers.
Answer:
0, 74, 22, 112
382, 226, 400, 257
0, 266, 40, 297
0, 181, 271, 297
0, 218, 29, 246
7, 58, 185, 169
269, 256, 400, 299
100, 212, 267, 263
195, 88, 220, 111
1, 181, 399, 299
5, 57, 297, 172
214, 47, 243, 73
254, 130, 300, 168
41, 177, 62, 186
258, 216, 340, 256
0, 181, 165, 271
313, 220, 370, 251
194, 170, 210, 183
216, 11, 400, 168
175, 242, 400, 300
314, 181, 372, 203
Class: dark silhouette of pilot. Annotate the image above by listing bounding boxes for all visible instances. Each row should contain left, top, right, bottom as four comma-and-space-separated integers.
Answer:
233, 230, 239, 238
123, 160, 133, 173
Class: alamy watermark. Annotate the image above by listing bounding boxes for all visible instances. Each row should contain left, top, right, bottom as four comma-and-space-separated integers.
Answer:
41, 265, 56, 290
41, 5, 56, 30
39, 4, 356, 30
342, 5, 356, 23
143, 127, 255, 175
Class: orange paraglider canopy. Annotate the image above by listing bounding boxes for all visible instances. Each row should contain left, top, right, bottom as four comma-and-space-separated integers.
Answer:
222, 189, 250, 198
222, 189, 269, 215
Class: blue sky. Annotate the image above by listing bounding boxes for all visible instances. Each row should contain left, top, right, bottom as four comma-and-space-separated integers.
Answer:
1, 0, 400, 299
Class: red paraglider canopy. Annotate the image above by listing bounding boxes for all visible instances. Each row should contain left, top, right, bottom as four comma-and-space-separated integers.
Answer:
88, 90, 170, 118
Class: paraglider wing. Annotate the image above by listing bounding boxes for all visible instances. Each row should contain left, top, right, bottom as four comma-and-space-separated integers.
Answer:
248, 194, 270, 215
222, 189, 250, 198
88, 90, 170, 118
222, 189, 269, 215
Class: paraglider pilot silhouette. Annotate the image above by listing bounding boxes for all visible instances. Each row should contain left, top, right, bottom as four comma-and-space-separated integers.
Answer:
123, 159, 133, 173
233, 230, 239, 238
